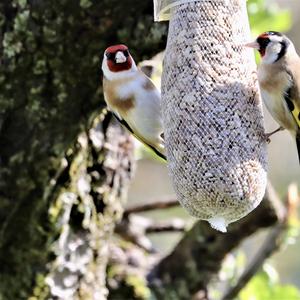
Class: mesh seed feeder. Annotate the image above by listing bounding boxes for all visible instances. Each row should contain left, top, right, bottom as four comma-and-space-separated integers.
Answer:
154, 0, 268, 232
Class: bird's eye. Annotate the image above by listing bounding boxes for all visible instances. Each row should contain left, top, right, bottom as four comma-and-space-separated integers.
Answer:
106, 52, 115, 60
266, 31, 282, 37
123, 50, 129, 57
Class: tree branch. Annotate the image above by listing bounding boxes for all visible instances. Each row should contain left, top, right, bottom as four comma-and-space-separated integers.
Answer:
146, 219, 186, 233
124, 196, 179, 215
221, 184, 299, 300
148, 182, 286, 299
115, 213, 186, 253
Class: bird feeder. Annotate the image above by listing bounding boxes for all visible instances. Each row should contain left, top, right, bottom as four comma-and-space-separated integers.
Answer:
155, 0, 267, 232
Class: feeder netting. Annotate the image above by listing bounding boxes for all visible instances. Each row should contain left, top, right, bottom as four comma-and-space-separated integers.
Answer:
159, 0, 267, 232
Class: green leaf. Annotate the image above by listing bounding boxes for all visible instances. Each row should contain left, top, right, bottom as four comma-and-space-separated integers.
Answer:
239, 270, 300, 300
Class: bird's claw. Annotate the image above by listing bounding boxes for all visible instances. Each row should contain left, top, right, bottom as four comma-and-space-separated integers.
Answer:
264, 134, 271, 144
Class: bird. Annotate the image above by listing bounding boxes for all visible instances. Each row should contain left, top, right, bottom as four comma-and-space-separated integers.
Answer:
246, 31, 300, 162
101, 44, 166, 161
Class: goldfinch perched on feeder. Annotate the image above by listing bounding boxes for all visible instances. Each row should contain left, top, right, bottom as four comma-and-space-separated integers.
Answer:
101, 44, 166, 161
246, 31, 300, 162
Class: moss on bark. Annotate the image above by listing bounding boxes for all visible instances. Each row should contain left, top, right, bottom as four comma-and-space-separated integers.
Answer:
0, 1, 167, 298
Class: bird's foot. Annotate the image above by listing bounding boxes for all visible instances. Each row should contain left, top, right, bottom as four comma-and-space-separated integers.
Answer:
264, 126, 284, 143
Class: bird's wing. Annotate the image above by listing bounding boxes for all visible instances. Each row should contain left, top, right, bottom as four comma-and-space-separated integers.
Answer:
284, 83, 300, 163
285, 61, 300, 163
285, 67, 300, 128
112, 112, 166, 161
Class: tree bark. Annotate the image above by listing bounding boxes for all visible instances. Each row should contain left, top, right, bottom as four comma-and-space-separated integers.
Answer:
44, 115, 135, 300
0, 1, 167, 299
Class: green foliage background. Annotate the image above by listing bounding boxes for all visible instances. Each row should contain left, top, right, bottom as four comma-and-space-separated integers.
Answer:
248, 0, 291, 34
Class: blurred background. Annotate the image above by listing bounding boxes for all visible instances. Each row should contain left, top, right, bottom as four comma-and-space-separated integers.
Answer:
127, 0, 300, 297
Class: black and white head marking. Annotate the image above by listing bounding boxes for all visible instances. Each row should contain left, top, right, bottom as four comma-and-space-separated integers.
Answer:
257, 31, 290, 64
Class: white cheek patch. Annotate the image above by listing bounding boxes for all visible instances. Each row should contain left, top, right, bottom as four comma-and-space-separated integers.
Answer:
269, 42, 282, 54
101, 55, 138, 81
263, 42, 283, 64
101, 57, 111, 77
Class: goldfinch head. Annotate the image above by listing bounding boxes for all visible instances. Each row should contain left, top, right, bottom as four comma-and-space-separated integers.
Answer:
246, 31, 293, 64
102, 44, 138, 80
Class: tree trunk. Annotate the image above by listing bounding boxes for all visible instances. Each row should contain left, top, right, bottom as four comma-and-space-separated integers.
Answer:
44, 114, 135, 300
0, 1, 167, 299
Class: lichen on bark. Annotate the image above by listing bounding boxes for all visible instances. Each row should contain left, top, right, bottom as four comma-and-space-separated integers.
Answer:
44, 113, 135, 300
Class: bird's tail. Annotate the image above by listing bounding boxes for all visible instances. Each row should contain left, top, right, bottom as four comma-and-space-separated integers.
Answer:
296, 133, 300, 164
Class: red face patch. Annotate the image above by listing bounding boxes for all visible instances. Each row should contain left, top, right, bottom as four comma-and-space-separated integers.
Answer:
256, 34, 271, 57
259, 48, 266, 57
105, 44, 132, 72
107, 55, 132, 72
258, 33, 269, 39
105, 44, 128, 54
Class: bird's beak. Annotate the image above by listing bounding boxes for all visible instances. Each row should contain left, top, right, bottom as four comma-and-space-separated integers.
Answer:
244, 41, 260, 49
115, 51, 127, 63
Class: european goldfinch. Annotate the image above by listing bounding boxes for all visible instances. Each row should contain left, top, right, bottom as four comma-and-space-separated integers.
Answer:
101, 44, 166, 161
246, 31, 300, 162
